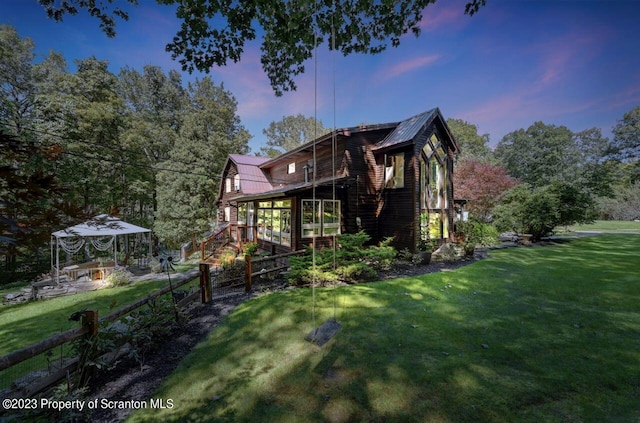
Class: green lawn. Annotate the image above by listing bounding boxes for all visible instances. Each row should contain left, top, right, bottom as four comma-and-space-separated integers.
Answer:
568, 219, 640, 233
1, 279, 166, 355
0, 273, 200, 392
129, 234, 640, 423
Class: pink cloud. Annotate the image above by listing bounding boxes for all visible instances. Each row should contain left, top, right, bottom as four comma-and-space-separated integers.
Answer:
534, 28, 608, 87
376, 55, 441, 82
418, 0, 468, 32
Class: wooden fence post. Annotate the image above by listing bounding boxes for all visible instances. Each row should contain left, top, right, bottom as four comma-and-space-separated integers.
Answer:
199, 263, 212, 304
245, 254, 252, 292
79, 310, 98, 386
82, 310, 99, 337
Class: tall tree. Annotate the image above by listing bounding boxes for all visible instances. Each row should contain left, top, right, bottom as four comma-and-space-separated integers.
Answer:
446, 118, 492, 162
572, 128, 616, 198
610, 105, 640, 163
118, 65, 186, 225
0, 25, 36, 135
0, 26, 86, 270
494, 122, 577, 187
38, 0, 487, 96
36, 56, 126, 213
261, 114, 326, 158
154, 77, 250, 245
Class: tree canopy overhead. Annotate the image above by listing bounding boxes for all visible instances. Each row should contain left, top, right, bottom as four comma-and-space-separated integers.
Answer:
38, 0, 487, 96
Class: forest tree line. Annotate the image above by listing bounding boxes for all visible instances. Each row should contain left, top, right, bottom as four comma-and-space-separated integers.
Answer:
2, 22, 639, 276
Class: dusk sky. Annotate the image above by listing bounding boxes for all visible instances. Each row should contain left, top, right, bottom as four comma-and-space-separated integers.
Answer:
2, 0, 639, 154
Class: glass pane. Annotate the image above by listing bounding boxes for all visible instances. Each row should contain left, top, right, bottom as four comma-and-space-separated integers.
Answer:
385, 153, 404, 188
323, 200, 341, 236
302, 199, 321, 238
302, 200, 320, 225
281, 210, 291, 246
429, 213, 441, 239
429, 158, 439, 209
272, 210, 281, 244
257, 209, 266, 240
238, 203, 247, 225
420, 159, 428, 210
423, 139, 434, 157
264, 209, 273, 241
258, 201, 272, 208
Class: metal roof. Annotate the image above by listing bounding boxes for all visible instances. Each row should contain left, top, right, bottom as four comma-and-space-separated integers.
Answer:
375, 108, 438, 150
230, 174, 347, 202
229, 154, 273, 194
229, 154, 270, 166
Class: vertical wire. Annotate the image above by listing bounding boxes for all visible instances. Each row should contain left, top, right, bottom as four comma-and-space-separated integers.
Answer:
311, 0, 318, 332
331, 5, 338, 321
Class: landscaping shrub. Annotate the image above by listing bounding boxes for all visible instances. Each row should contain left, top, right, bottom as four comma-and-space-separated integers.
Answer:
334, 262, 377, 282
493, 182, 595, 241
469, 220, 500, 247
244, 242, 259, 256
286, 231, 397, 285
218, 259, 245, 287
220, 249, 237, 269
104, 268, 133, 287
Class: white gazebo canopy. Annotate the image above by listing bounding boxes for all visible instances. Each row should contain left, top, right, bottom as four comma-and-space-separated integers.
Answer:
51, 214, 152, 283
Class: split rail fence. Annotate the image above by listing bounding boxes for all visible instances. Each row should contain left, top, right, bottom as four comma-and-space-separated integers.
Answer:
0, 250, 304, 404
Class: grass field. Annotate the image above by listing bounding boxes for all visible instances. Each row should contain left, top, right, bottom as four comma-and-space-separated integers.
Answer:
0, 270, 199, 391
568, 220, 640, 233
0, 264, 199, 355
129, 234, 640, 423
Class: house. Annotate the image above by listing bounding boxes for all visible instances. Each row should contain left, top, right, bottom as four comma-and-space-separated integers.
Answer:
215, 108, 460, 254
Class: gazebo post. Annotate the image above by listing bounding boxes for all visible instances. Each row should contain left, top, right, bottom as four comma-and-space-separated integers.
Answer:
55, 236, 60, 285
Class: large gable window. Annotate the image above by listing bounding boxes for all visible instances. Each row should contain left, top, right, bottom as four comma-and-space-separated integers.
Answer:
233, 174, 241, 191
385, 152, 404, 189
421, 133, 450, 239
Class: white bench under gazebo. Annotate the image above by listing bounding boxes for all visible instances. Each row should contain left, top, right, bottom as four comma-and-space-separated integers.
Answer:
51, 215, 152, 284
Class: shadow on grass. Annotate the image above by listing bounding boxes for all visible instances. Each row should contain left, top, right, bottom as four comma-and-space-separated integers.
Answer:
129, 235, 640, 423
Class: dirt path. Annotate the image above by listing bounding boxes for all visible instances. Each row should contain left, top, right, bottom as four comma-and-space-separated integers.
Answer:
87, 292, 253, 423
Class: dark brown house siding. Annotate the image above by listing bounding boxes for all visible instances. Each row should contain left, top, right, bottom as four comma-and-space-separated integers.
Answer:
215, 109, 459, 255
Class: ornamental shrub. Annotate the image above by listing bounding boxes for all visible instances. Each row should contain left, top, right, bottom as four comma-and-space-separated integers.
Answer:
105, 268, 133, 288
286, 231, 397, 285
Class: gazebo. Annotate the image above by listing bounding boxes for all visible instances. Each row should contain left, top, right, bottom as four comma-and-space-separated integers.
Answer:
51, 215, 152, 283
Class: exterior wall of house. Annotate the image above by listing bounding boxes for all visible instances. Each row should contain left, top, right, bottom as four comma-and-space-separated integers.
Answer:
218, 164, 239, 224
376, 147, 416, 250
262, 138, 348, 184
215, 114, 457, 255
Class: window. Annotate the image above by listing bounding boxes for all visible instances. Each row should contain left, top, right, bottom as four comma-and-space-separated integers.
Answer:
225, 177, 232, 193
287, 162, 296, 174
233, 174, 240, 191
238, 203, 247, 225
322, 200, 340, 236
420, 131, 451, 241
257, 200, 292, 246
301, 200, 321, 238
385, 153, 404, 188
302, 199, 341, 238
224, 206, 231, 222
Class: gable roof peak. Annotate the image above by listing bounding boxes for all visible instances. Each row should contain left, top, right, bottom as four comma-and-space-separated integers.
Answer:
375, 108, 440, 150
229, 154, 270, 166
